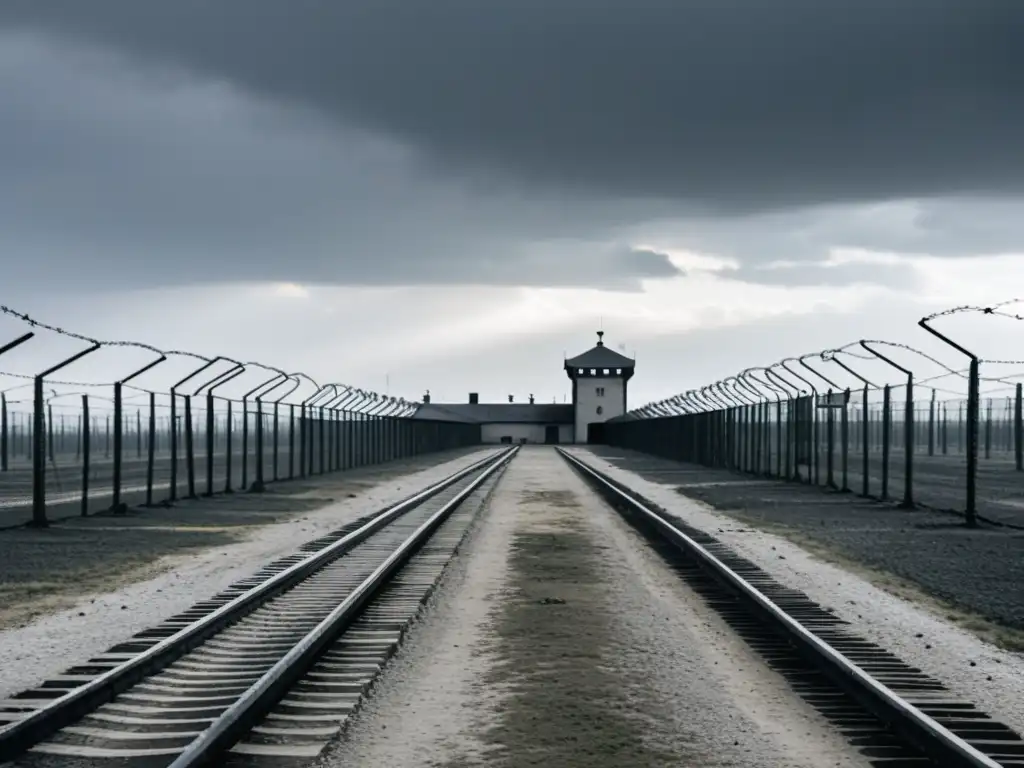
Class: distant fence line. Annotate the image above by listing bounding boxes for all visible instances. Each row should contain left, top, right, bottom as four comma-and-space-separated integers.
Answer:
0, 306, 479, 529
602, 304, 1024, 528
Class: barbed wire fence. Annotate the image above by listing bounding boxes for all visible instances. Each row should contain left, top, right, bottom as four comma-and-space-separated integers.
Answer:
603, 300, 1024, 530
0, 306, 478, 529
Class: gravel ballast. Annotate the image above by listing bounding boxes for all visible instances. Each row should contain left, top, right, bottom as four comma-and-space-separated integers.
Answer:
575, 446, 1024, 739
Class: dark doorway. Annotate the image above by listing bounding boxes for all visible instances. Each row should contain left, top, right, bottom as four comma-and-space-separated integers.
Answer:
587, 421, 605, 444
544, 425, 559, 444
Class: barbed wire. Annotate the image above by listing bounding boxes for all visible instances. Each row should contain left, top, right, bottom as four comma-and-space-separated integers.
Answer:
920, 298, 1024, 323
0, 305, 210, 362
0, 305, 409, 412
1, 371, 115, 387
630, 311, 1024, 416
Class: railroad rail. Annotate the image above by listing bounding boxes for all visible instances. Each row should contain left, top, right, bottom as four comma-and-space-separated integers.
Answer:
557, 447, 1024, 768
0, 445, 516, 765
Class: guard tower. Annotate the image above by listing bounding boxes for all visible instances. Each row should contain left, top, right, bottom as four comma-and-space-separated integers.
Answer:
564, 331, 635, 443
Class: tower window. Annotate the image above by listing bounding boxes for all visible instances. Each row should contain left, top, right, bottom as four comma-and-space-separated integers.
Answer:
603, 368, 610, 374
590, 369, 596, 375
596, 406, 604, 415
596, 386, 605, 396
577, 368, 583, 374
616, 368, 622, 374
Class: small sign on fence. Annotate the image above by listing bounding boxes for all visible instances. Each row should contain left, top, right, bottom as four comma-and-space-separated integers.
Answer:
816, 391, 850, 409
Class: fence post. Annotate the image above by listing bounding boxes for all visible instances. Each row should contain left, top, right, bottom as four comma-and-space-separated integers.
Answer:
319, 406, 326, 473
170, 394, 178, 502
0, 393, 7, 472
112, 382, 124, 512
825, 390, 835, 488
903, 377, 915, 508
32, 342, 100, 527
254, 398, 265, 490
289, 404, 295, 479
241, 398, 249, 490
928, 389, 936, 457
273, 402, 280, 481
299, 405, 307, 477
47, 403, 54, 463
965, 361, 979, 523
81, 394, 90, 517
185, 395, 197, 498
1015, 383, 1023, 471
775, 400, 783, 478
225, 400, 234, 493
881, 385, 891, 501
206, 392, 216, 496
145, 393, 155, 506
984, 398, 993, 460
111, 355, 168, 510
811, 394, 820, 486
841, 389, 850, 492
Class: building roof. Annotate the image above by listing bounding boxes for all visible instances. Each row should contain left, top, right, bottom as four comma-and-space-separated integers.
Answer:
565, 332, 635, 370
411, 403, 574, 424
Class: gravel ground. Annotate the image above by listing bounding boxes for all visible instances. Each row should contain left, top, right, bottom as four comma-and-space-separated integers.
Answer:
326, 446, 870, 768
574, 446, 1024, 740
0, 446, 497, 701
592, 448, 1024, 635
828, 450, 1024, 526
750, 446, 1024, 526
0, 447, 364, 527
0, 451, 277, 519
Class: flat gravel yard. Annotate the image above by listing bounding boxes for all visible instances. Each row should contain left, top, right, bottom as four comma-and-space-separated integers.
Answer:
0, 447, 483, 629
587, 447, 1024, 640
832, 450, 1024, 526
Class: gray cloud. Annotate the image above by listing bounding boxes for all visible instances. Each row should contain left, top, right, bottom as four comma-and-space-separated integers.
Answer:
722, 261, 921, 290
2, 4, 1024, 297
2, 0, 1022, 211
0, 32, 680, 291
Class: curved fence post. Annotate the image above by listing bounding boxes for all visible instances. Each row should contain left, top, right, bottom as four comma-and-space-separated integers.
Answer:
32, 341, 101, 527
825, 355, 875, 498
861, 341, 915, 509
112, 355, 166, 513
253, 373, 296, 491
198, 365, 245, 496
799, 356, 844, 490
782, 359, 820, 486
169, 358, 218, 504
918, 317, 978, 526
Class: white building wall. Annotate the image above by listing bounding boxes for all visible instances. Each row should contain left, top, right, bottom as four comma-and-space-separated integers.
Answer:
480, 423, 574, 444
574, 377, 626, 443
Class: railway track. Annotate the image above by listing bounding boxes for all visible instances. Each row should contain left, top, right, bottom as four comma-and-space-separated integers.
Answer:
0, 445, 516, 767
557, 448, 1024, 768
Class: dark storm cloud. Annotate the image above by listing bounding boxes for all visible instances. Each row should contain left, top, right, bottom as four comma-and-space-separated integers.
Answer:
0, 31, 682, 291
2, 0, 1022, 210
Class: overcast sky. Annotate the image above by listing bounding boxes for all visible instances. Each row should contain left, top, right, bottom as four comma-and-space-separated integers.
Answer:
1, 2, 1021, 410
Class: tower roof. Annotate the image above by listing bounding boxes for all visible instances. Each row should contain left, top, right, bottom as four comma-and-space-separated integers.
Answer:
565, 331, 635, 370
